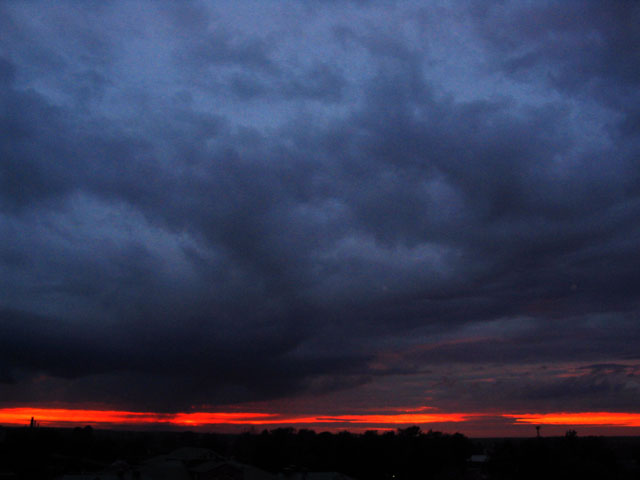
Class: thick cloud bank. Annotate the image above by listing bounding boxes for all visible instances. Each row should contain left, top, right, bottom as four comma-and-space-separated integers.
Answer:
1, 1, 639, 414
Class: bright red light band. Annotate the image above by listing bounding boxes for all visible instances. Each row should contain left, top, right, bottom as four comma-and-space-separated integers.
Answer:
3, 408, 639, 430
504, 412, 640, 427
0, 407, 476, 428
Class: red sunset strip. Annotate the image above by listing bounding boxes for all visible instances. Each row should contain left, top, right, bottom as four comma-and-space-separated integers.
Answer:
5, 408, 640, 429
0, 408, 276, 426
505, 412, 640, 427
172, 413, 477, 426
0, 408, 475, 427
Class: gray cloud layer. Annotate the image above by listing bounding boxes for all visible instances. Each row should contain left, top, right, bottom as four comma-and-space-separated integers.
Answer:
1, 0, 639, 413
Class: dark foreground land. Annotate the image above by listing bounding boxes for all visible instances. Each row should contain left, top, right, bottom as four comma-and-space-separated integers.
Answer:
1, 425, 639, 479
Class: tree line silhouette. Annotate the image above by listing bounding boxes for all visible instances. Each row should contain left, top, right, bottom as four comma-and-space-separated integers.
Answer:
228, 426, 473, 479
1, 424, 639, 479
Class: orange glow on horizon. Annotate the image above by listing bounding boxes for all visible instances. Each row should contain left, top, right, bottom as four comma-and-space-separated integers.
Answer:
0, 408, 277, 427
2, 408, 640, 431
505, 412, 640, 427
0, 407, 476, 428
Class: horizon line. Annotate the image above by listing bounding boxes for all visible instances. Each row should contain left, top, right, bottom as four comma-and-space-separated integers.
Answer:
2, 407, 640, 434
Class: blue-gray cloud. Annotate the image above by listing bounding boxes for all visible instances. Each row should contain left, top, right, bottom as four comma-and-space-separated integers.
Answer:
1, 0, 639, 413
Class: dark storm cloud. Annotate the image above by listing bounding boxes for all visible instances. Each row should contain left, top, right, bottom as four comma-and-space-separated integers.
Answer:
453, 359, 640, 413
1, 1, 639, 413
0, 306, 370, 410
473, 0, 640, 137
475, 1, 640, 90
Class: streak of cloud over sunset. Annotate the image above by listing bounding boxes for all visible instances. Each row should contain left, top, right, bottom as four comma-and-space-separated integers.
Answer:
1, 1, 639, 437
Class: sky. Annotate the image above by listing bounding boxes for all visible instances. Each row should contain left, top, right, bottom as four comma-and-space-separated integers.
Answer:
1, 0, 640, 437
